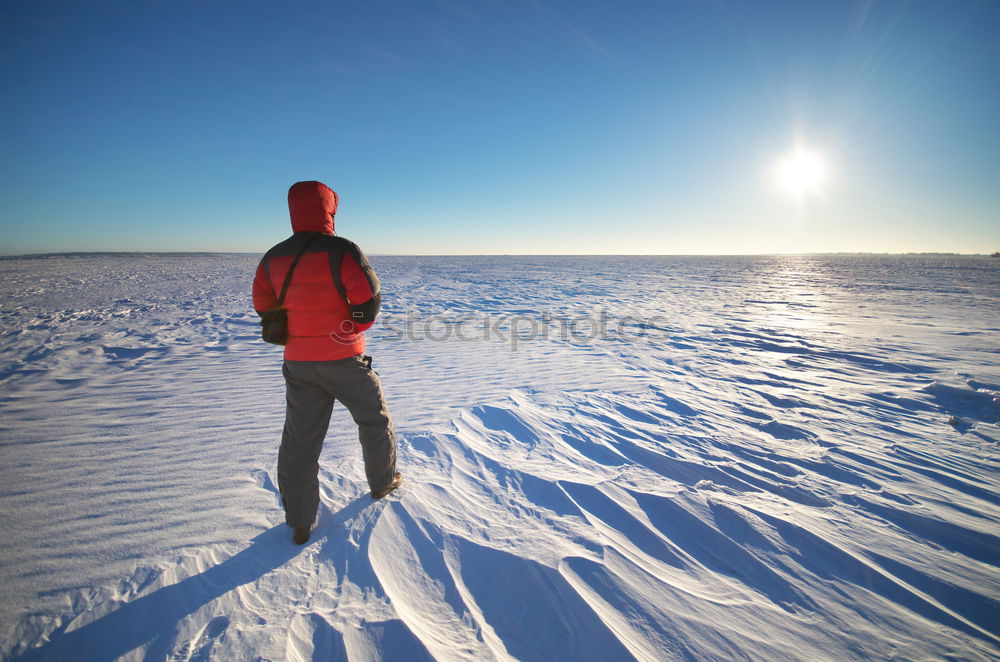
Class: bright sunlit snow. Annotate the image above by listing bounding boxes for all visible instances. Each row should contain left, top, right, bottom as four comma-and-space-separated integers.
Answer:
1, 253, 998, 661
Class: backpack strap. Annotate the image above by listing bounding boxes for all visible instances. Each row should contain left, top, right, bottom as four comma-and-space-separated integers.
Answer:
275, 232, 321, 307
326, 236, 381, 324
325, 238, 350, 304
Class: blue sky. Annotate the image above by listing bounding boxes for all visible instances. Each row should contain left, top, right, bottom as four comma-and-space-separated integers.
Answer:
1, 0, 997, 255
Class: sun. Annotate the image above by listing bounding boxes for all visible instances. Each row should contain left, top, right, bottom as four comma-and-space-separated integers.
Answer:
775, 146, 827, 197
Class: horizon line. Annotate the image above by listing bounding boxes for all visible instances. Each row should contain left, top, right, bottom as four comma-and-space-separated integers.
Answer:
2, 250, 997, 259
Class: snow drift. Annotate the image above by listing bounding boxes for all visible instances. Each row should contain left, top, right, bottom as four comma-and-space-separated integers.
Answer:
1, 254, 998, 661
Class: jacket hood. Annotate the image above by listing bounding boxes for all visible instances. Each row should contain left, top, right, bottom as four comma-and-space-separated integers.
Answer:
288, 180, 338, 234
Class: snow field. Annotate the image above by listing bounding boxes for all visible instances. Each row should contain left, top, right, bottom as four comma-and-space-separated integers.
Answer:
1, 253, 998, 661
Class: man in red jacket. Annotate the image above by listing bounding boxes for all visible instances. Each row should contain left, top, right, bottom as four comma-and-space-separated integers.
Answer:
253, 180, 402, 545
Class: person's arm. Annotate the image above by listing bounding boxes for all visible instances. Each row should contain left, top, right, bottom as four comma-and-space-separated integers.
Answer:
339, 245, 381, 332
252, 258, 278, 314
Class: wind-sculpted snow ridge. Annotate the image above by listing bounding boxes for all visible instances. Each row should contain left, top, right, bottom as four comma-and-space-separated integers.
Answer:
1, 254, 999, 661
6, 384, 999, 661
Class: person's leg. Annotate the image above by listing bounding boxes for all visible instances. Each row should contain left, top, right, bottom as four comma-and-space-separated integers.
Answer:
320, 355, 397, 493
278, 361, 335, 528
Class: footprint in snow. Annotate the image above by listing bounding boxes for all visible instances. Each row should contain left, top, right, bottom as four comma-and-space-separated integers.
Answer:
171, 616, 228, 662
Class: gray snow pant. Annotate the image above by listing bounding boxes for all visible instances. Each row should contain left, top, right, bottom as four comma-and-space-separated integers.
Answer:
278, 354, 397, 528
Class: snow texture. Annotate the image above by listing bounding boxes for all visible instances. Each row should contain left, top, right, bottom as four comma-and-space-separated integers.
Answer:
0, 253, 998, 661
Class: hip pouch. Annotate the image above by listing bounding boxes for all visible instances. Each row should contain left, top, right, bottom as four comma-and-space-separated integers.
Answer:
260, 308, 289, 345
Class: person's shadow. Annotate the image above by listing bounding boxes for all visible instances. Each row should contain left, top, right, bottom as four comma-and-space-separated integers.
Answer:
12, 496, 375, 661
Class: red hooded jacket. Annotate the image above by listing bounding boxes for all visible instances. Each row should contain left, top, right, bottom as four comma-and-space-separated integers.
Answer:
252, 181, 381, 361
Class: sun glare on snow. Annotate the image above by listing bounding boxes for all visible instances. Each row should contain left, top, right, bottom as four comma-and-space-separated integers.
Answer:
774, 146, 828, 197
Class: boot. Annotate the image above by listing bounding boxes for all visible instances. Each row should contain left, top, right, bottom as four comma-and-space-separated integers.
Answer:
371, 472, 404, 499
292, 525, 311, 545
